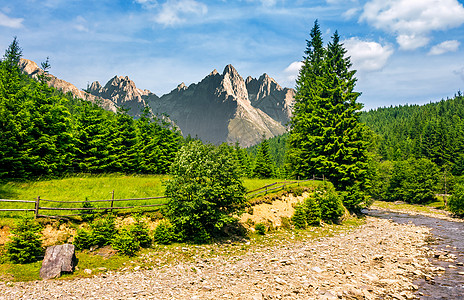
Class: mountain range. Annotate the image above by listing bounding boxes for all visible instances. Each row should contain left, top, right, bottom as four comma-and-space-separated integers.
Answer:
20, 59, 295, 147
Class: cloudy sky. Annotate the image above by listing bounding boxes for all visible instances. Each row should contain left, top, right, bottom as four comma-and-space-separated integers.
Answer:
1, 0, 464, 110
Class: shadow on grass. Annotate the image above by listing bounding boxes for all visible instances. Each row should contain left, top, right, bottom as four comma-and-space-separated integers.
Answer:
0, 183, 19, 200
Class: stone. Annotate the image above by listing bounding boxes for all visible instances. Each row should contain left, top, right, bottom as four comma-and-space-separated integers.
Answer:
84, 269, 92, 275
40, 244, 76, 280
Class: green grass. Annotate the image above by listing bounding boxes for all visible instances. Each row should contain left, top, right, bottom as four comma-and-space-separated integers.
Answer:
0, 175, 323, 219
0, 174, 169, 219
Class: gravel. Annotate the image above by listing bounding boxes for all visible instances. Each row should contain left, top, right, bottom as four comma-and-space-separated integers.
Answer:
0, 217, 436, 300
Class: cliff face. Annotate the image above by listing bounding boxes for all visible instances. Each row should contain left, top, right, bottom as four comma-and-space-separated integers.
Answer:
246, 73, 295, 126
19, 58, 118, 113
20, 58, 295, 147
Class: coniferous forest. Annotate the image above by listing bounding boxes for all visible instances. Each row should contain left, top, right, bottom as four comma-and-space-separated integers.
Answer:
0, 38, 182, 180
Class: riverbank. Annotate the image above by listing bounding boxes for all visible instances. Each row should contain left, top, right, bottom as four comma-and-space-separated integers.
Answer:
0, 216, 438, 299
371, 200, 464, 223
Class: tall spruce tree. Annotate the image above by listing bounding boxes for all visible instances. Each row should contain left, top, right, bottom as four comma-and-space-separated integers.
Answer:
253, 138, 274, 178
287, 21, 369, 210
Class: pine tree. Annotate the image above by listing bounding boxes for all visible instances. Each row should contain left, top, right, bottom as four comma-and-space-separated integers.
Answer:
287, 21, 369, 210
253, 138, 274, 178
109, 108, 138, 173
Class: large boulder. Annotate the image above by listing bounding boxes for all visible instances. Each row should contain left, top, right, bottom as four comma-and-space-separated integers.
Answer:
40, 244, 76, 280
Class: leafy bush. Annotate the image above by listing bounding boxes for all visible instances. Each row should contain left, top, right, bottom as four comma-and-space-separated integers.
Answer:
153, 220, 176, 245
317, 185, 345, 224
254, 223, 266, 235
130, 215, 152, 248
164, 141, 247, 243
6, 217, 43, 264
387, 158, 439, 204
112, 229, 140, 256
291, 197, 321, 228
448, 184, 464, 216
90, 215, 116, 247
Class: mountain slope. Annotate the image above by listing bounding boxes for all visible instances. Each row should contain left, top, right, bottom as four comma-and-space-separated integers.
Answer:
19, 59, 117, 113
149, 65, 286, 147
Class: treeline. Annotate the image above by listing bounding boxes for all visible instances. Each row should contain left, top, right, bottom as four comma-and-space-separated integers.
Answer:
361, 94, 464, 175
0, 39, 182, 180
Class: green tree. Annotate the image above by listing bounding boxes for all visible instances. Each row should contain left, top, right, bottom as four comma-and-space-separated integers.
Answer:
448, 183, 464, 216
387, 158, 439, 204
286, 21, 368, 210
73, 101, 114, 173
253, 138, 274, 178
6, 217, 43, 264
109, 108, 138, 173
164, 141, 247, 242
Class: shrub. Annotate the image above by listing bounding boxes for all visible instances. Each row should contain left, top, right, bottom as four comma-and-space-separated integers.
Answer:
153, 220, 176, 245
130, 215, 152, 248
316, 185, 345, 224
304, 197, 321, 226
81, 198, 96, 222
89, 215, 116, 247
73, 228, 93, 250
292, 202, 307, 229
164, 141, 247, 243
6, 217, 43, 264
291, 197, 321, 228
112, 229, 140, 256
448, 184, 464, 217
254, 223, 266, 235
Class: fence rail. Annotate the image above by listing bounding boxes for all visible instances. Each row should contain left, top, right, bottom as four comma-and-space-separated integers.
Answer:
0, 177, 322, 219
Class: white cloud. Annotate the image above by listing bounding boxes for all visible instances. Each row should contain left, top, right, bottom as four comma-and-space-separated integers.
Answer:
283, 61, 303, 83
0, 12, 24, 28
343, 8, 360, 20
73, 16, 89, 32
155, 0, 207, 26
429, 40, 460, 55
135, 0, 159, 9
343, 37, 394, 72
360, 0, 464, 50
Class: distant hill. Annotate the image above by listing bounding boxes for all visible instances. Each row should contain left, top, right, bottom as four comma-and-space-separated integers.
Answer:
361, 95, 464, 173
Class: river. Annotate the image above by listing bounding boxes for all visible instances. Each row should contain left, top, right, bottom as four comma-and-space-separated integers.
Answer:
365, 209, 464, 299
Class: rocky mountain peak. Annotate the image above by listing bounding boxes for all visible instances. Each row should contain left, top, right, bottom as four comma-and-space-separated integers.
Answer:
177, 82, 187, 91
223, 64, 239, 76
209, 69, 219, 76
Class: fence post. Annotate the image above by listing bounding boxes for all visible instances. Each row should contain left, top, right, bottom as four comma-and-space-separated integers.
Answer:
298, 176, 300, 186
111, 189, 115, 212
34, 196, 40, 219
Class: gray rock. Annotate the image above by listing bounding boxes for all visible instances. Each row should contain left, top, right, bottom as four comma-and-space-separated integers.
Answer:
40, 244, 76, 280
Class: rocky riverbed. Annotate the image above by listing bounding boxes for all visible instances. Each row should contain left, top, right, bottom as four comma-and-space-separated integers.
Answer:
0, 216, 440, 300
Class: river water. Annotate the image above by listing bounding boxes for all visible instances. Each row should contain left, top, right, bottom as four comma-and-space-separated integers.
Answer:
365, 209, 464, 299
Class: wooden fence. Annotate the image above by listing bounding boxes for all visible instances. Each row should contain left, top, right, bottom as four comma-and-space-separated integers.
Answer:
0, 178, 322, 220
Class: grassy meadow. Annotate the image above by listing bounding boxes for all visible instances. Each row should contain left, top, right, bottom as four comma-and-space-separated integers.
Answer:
0, 174, 322, 221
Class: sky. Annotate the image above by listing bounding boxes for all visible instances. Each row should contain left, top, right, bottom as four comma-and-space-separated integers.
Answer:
1, 0, 464, 110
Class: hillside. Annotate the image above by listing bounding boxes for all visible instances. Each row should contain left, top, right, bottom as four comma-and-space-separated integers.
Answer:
361, 94, 464, 174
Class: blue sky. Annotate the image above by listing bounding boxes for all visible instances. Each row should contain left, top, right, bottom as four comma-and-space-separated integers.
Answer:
1, 0, 464, 110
